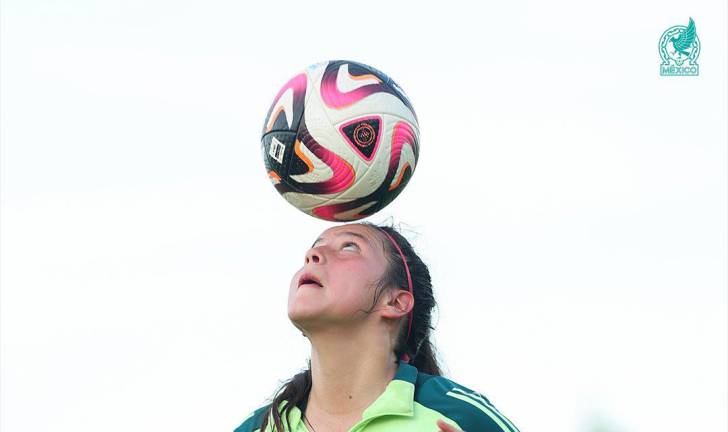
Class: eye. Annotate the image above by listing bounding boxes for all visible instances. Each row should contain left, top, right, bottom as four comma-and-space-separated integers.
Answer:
342, 241, 359, 251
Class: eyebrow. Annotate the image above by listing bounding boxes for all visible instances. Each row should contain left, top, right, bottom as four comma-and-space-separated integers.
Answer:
311, 231, 371, 248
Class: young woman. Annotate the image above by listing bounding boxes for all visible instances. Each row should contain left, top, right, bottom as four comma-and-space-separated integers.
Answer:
234, 222, 519, 432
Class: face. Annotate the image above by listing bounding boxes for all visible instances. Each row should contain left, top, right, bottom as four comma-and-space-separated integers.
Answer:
288, 224, 390, 334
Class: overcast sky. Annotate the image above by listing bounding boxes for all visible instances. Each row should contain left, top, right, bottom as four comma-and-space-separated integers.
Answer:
1, 1, 726, 431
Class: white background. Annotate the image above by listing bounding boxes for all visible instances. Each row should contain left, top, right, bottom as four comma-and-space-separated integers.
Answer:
1, 1, 726, 431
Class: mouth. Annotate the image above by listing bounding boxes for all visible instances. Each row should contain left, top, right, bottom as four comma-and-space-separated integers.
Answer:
298, 272, 323, 288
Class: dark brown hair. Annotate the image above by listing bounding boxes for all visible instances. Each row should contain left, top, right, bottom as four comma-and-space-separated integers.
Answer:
259, 221, 441, 432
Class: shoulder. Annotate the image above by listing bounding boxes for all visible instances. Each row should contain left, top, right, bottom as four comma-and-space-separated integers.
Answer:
233, 403, 272, 432
413, 373, 520, 432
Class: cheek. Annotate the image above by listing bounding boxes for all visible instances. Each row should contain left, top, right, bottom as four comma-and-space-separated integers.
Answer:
332, 275, 377, 307
288, 269, 303, 297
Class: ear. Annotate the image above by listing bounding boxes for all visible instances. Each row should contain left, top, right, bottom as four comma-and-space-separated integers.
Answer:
380, 289, 414, 320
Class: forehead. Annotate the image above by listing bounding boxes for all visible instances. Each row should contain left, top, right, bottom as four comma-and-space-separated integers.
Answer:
313, 224, 381, 247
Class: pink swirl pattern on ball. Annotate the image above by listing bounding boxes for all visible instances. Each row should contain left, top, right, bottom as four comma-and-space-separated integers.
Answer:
320, 66, 389, 109
275, 119, 355, 196
312, 121, 418, 221
263, 73, 307, 133
388, 121, 417, 176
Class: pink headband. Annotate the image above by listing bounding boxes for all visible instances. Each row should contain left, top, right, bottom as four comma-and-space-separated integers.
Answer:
379, 229, 414, 363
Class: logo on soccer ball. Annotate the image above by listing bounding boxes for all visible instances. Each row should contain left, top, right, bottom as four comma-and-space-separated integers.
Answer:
353, 123, 375, 148
659, 17, 700, 76
340, 116, 382, 161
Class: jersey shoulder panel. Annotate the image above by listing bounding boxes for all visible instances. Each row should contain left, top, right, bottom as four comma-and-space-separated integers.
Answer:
414, 373, 519, 432
233, 403, 272, 432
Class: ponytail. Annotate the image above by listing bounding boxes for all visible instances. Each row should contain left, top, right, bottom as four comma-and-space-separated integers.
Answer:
259, 360, 312, 432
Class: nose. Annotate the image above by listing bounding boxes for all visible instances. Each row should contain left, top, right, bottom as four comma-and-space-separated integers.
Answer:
305, 246, 324, 265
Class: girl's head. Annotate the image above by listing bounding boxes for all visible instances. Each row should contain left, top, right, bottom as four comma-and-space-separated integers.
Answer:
288, 221, 438, 366
263, 222, 441, 432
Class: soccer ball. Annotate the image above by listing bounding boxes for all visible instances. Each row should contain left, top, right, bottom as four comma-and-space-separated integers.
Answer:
261, 60, 419, 221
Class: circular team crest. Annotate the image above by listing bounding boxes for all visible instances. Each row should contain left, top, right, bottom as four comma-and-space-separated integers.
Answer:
659, 17, 700, 76
353, 123, 376, 148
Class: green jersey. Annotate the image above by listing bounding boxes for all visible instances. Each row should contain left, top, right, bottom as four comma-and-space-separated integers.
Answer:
234, 360, 519, 432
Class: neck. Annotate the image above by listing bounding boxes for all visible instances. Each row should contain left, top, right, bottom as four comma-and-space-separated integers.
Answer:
305, 325, 398, 419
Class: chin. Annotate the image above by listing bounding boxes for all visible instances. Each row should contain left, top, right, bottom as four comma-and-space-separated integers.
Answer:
289, 307, 333, 335
288, 305, 317, 325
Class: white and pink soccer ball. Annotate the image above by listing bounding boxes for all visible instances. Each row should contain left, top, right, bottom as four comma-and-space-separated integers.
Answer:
261, 60, 419, 222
